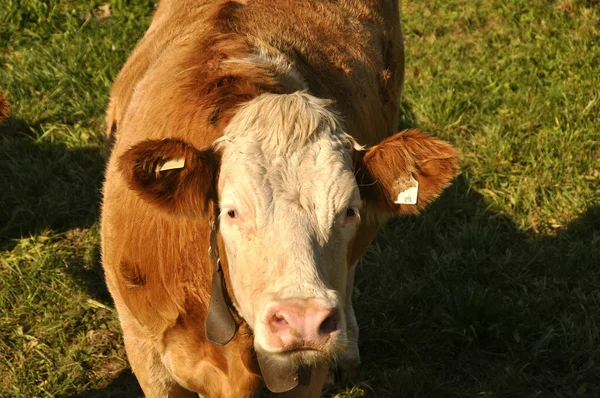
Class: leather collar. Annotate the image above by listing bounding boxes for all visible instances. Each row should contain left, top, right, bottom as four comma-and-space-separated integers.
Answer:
204, 213, 237, 346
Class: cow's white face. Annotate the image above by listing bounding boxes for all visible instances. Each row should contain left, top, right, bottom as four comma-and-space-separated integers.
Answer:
216, 93, 359, 360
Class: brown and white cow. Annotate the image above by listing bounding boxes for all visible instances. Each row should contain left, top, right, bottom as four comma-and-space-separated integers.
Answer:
0, 92, 9, 123
101, 1, 459, 397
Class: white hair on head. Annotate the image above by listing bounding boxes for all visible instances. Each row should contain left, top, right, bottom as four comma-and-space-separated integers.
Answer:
223, 46, 308, 91
215, 91, 350, 155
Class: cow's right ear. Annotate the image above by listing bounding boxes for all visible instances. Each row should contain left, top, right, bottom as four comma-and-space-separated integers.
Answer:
119, 138, 220, 216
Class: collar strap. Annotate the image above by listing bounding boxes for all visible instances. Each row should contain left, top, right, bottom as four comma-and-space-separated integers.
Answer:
256, 353, 312, 392
204, 204, 237, 346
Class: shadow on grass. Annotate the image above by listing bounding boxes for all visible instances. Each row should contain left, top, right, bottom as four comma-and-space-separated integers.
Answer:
352, 175, 600, 396
0, 115, 114, 306
342, 101, 600, 396
59, 369, 143, 398
0, 116, 105, 247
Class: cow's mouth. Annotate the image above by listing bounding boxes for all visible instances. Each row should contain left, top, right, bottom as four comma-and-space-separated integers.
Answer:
284, 347, 327, 353
254, 328, 346, 365
256, 344, 333, 359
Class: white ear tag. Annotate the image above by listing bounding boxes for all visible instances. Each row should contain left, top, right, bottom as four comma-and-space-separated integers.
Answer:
158, 157, 186, 172
394, 176, 419, 205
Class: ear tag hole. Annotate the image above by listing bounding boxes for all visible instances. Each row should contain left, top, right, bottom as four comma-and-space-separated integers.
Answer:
394, 175, 419, 205
157, 157, 186, 172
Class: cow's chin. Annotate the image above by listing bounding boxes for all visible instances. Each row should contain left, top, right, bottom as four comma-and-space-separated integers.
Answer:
253, 329, 347, 367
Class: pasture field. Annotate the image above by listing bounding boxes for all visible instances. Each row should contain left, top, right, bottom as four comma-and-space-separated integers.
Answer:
0, 0, 598, 396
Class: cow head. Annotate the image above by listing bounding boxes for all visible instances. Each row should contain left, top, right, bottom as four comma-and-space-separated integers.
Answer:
119, 92, 458, 368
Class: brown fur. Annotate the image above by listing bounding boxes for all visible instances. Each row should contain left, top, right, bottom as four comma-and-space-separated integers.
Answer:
0, 92, 9, 123
101, 1, 455, 397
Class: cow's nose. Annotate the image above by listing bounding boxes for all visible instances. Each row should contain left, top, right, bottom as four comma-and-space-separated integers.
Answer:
264, 300, 339, 351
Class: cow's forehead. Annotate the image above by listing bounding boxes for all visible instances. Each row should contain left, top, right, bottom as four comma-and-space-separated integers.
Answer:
217, 92, 360, 231
221, 133, 356, 197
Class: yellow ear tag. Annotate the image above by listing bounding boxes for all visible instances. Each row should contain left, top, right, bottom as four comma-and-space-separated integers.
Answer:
158, 157, 186, 172
394, 176, 419, 205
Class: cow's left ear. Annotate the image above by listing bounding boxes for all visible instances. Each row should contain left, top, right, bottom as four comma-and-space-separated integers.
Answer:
354, 129, 459, 215
119, 138, 220, 217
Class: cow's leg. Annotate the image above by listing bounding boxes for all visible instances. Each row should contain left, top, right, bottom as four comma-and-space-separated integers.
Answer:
121, 315, 196, 398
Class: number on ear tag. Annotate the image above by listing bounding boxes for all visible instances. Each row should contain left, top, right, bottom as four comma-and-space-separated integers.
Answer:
394, 176, 419, 205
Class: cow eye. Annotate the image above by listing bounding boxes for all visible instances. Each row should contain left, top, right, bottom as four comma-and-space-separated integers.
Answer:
345, 208, 357, 217
227, 210, 237, 219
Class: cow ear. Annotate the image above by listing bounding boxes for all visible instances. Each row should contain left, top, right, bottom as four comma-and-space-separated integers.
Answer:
119, 138, 220, 216
354, 129, 459, 215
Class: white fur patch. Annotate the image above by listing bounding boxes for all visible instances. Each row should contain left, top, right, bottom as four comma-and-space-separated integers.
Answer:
223, 46, 308, 90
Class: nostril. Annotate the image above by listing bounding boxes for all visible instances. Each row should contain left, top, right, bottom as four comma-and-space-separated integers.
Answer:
269, 313, 289, 332
318, 310, 338, 335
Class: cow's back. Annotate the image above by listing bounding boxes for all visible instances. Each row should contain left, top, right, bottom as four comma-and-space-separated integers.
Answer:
238, 0, 404, 145
106, 0, 403, 152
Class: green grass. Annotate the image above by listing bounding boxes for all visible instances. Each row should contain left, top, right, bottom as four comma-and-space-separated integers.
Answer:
0, 0, 598, 397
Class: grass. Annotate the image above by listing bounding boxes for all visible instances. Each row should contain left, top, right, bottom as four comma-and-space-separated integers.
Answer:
0, 0, 598, 397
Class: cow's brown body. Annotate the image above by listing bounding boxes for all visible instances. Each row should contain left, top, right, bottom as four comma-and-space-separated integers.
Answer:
101, 1, 441, 397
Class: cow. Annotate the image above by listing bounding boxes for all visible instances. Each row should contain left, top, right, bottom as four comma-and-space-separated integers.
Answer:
0, 92, 8, 123
101, 1, 459, 397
